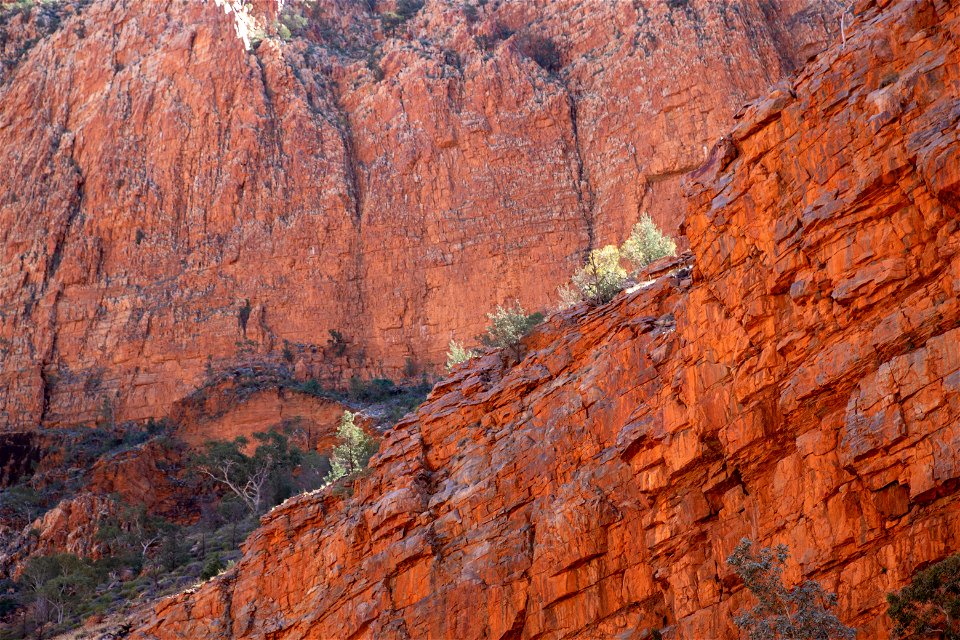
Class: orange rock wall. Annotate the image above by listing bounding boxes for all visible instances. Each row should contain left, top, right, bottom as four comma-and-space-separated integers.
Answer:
170, 379, 358, 450
0, 0, 845, 431
132, 0, 960, 637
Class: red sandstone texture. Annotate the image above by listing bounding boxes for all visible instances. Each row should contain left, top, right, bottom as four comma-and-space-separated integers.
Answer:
169, 373, 366, 449
2, 493, 117, 573
131, 0, 960, 637
88, 439, 191, 519
0, 0, 845, 431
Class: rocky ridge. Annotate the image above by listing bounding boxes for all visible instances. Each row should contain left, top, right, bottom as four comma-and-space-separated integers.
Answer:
0, 0, 846, 431
130, 0, 960, 637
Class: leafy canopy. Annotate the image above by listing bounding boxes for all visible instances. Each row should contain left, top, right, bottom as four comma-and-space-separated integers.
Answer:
887, 554, 960, 639
727, 538, 856, 640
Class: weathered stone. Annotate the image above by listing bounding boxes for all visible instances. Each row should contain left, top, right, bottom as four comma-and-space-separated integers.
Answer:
0, 0, 845, 431
128, 1, 960, 637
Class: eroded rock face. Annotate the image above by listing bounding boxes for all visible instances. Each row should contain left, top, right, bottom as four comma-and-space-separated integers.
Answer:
131, 0, 960, 637
169, 371, 361, 449
0, 0, 845, 431
1, 493, 117, 576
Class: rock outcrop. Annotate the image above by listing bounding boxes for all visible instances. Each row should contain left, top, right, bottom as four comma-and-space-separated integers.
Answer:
169, 372, 361, 449
0, 0, 846, 431
132, 0, 960, 637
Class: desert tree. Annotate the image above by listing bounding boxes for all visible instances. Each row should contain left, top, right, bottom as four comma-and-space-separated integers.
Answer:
887, 554, 960, 639
726, 538, 856, 640
324, 411, 377, 485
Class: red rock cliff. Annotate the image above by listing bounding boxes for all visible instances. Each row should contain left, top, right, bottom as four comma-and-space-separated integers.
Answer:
0, 0, 845, 430
131, 0, 960, 637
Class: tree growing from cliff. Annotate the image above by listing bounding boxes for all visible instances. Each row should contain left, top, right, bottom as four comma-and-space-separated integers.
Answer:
726, 538, 856, 640
482, 302, 543, 358
323, 411, 376, 486
571, 245, 628, 305
887, 554, 960, 639
621, 214, 677, 272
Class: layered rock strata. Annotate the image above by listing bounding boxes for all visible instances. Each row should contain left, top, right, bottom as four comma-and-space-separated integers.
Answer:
132, 0, 960, 637
0, 0, 845, 430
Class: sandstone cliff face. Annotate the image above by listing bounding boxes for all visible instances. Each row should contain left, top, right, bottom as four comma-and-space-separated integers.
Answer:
0, 0, 845, 431
132, 0, 960, 637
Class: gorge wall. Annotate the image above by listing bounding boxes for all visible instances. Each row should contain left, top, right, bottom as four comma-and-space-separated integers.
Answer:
132, 0, 960, 637
0, 0, 847, 431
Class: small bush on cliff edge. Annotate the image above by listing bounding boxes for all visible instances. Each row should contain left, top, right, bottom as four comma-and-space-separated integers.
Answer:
446, 339, 477, 370
570, 245, 627, 305
887, 554, 960, 639
324, 411, 377, 486
726, 538, 856, 640
482, 302, 543, 358
558, 215, 676, 308
621, 214, 677, 272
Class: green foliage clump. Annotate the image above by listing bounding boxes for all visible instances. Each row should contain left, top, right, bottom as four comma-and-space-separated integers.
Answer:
0, 0, 37, 16
192, 430, 311, 514
20, 553, 97, 628
277, 5, 308, 40
324, 411, 377, 486
96, 502, 172, 565
621, 213, 677, 271
446, 339, 477, 370
887, 554, 960, 639
348, 376, 397, 402
558, 214, 676, 308
571, 245, 627, 305
726, 538, 856, 640
380, 0, 424, 32
200, 553, 225, 581
327, 329, 347, 357
482, 302, 543, 357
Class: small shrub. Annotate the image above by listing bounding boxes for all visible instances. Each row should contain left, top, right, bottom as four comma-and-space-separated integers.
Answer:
278, 6, 308, 38
570, 245, 627, 305
446, 339, 477, 370
620, 214, 676, 271
380, 0, 423, 32
482, 302, 542, 357
294, 378, 326, 397
200, 554, 225, 581
396, 0, 424, 19
348, 376, 396, 402
887, 554, 960, 639
726, 538, 856, 640
324, 411, 377, 486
